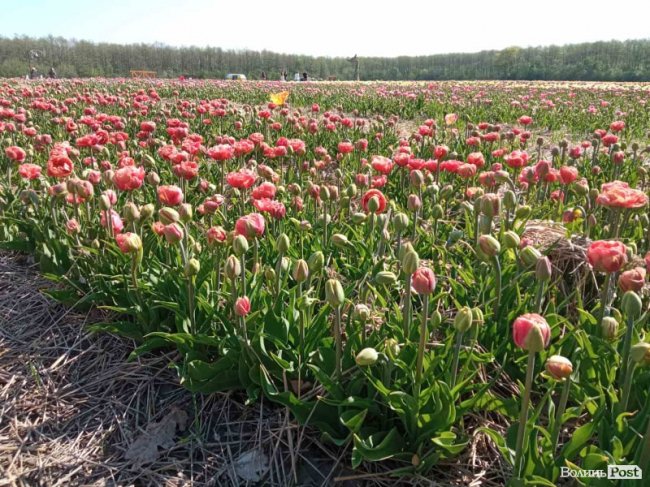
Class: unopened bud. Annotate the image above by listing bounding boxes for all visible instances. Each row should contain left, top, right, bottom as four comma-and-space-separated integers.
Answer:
325, 279, 345, 307
355, 347, 379, 366
454, 306, 473, 333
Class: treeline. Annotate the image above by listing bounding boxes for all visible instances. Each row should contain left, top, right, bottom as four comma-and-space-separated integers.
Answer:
1, 35, 649, 81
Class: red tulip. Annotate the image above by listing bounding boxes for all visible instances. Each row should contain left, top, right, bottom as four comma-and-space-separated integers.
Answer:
235, 296, 251, 317
113, 165, 145, 191
5, 146, 26, 163
411, 267, 436, 295
512, 313, 551, 352
18, 163, 41, 180
157, 185, 184, 206
235, 213, 265, 239
618, 267, 646, 292
227, 169, 257, 189
596, 181, 648, 209
587, 240, 628, 273
559, 166, 578, 185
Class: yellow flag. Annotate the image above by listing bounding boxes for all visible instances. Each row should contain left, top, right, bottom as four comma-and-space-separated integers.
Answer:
270, 91, 290, 106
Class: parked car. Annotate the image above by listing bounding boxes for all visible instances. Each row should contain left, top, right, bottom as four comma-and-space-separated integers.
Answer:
225, 73, 247, 80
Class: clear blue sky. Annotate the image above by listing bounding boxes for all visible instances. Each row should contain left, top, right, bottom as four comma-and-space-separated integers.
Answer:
2, 0, 648, 57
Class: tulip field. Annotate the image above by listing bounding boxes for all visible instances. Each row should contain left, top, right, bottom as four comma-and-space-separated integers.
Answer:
2, 78, 650, 484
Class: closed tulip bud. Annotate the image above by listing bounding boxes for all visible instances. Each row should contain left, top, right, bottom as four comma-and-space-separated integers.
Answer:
367, 195, 380, 213
99, 194, 111, 210
410, 170, 424, 187
630, 342, 650, 366
91, 239, 101, 249
331, 233, 349, 248
503, 230, 521, 249
308, 251, 324, 273
503, 190, 517, 211
512, 313, 551, 353
351, 212, 367, 224
399, 242, 415, 262
265, 267, 276, 283
355, 347, 379, 366
545, 355, 573, 380
146, 171, 160, 186
440, 185, 454, 201
384, 338, 400, 359
621, 291, 643, 319
184, 258, 200, 277
402, 250, 420, 275
454, 306, 473, 333
480, 193, 501, 219
375, 271, 397, 286
116, 232, 142, 253
494, 170, 511, 184
123, 202, 140, 222
319, 185, 330, 201
411, 267, 436, 295
225, 255, 241, 279
535, 256, 552, 282
353, 304, 371, 321
159, 207, 180, 224
407, 194, 421, 211
478, 235, 501, 257
102, 170, 115, 185
140, 203, 155, 220
346, 184, 358, 198
432, 204, 444, 220
299, 220, 312, 231
393, 213, 409, 233
277, 233, 290, 254
233, 235, 249, 256
179, 203, 193, 222
515, 205, 532, 219
588, 188, 600, 201
601, 316, 619, 340
377, 213, 388, 228
431, 309, 443, 327
293, 259, 309, 282
234, 296, 251, 317
520, 245, 542, 267
340, 196, 350, 208
162, 223, 184, 244
325, 279, 345, 307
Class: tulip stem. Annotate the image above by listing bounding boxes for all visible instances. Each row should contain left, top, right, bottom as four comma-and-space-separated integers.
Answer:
403, 274, 412, 339
450, 330, 464, 389
491, 255, 502, 320
534, 281, 545, 314
241, 253, 247, 296
596, 272, 612, 327
514, 351, 536, 479
333, 306, 342, 379
550, 377, 571, 454
414, 293, 429, 401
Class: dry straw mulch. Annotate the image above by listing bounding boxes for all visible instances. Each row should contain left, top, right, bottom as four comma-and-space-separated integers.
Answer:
0, 252, 505, 486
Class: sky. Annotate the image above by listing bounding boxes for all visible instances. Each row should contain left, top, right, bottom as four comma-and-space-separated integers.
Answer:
2, 0, 649, 58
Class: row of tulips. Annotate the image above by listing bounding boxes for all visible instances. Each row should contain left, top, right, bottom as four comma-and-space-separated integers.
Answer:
1, 78, 650, 483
